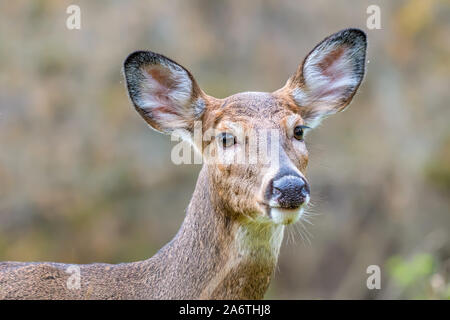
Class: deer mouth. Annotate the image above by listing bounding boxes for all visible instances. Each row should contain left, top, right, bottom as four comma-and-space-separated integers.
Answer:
269, 204, 307, 225
259, 194, 310, 225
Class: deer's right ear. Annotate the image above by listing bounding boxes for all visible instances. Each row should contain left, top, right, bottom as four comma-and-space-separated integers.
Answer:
123, 51, 205, 134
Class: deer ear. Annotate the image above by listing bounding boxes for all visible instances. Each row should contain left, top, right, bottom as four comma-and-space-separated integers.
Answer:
123, 51, 205, 134
284, 29, 367, 128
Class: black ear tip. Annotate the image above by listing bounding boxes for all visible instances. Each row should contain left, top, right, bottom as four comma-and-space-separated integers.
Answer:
347, 28, 367, 44
123, 50, 161, 71
336, 28, 367, 48
344, 28, 367, 37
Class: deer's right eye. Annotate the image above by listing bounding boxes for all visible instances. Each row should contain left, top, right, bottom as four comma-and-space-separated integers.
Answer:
219, 133, 236, 148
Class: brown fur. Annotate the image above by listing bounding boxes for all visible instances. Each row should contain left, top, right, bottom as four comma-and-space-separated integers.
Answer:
0, 92, 307, 300
0, 166, 279, 299
0, 29, 366, 300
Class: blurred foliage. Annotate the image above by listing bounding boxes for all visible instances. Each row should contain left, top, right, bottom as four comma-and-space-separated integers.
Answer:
387, 253, 450, 299
0, 0, 449, 299
388, 254, 435, 288
425, 135, 450, 192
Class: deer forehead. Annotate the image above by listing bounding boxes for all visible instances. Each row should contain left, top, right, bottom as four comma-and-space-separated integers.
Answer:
206, 91, 302, 131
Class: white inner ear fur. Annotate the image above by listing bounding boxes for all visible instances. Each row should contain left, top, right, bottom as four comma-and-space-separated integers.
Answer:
293, 44, 359, 109
136, 62, 204, 131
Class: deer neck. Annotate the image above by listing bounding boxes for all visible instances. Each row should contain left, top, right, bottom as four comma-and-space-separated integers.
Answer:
146, 166, 285, 299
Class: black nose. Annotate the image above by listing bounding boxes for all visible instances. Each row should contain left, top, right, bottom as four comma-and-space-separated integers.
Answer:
271, 175, 310, 209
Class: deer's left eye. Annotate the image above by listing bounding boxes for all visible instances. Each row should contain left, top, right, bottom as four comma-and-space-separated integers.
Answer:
293, 125, 308, 140
219, 132, 236, 148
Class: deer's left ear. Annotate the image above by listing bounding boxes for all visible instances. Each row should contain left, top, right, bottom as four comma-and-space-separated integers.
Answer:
281, 29, 367, 128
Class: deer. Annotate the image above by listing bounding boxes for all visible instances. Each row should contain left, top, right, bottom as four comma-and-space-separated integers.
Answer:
0, 29, 366, 299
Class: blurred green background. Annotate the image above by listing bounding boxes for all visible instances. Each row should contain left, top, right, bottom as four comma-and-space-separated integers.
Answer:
0, 0, 449, 299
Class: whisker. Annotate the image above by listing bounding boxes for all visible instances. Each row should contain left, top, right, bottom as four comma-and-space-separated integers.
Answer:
293, 222, 308, 245
301, 216, 314, 226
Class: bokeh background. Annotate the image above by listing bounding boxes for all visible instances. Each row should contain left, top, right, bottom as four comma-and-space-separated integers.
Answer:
0, 0, 449, 299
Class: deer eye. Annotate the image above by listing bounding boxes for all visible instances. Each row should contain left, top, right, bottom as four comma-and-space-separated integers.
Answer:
219, 132, 236, 148
293, 125, 308, 140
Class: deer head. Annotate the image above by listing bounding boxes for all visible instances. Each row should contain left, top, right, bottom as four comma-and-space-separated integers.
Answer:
123, 29, 366, 227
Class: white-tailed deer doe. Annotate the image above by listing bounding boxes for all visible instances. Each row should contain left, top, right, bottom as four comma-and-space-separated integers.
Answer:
0, 29, 366, 299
